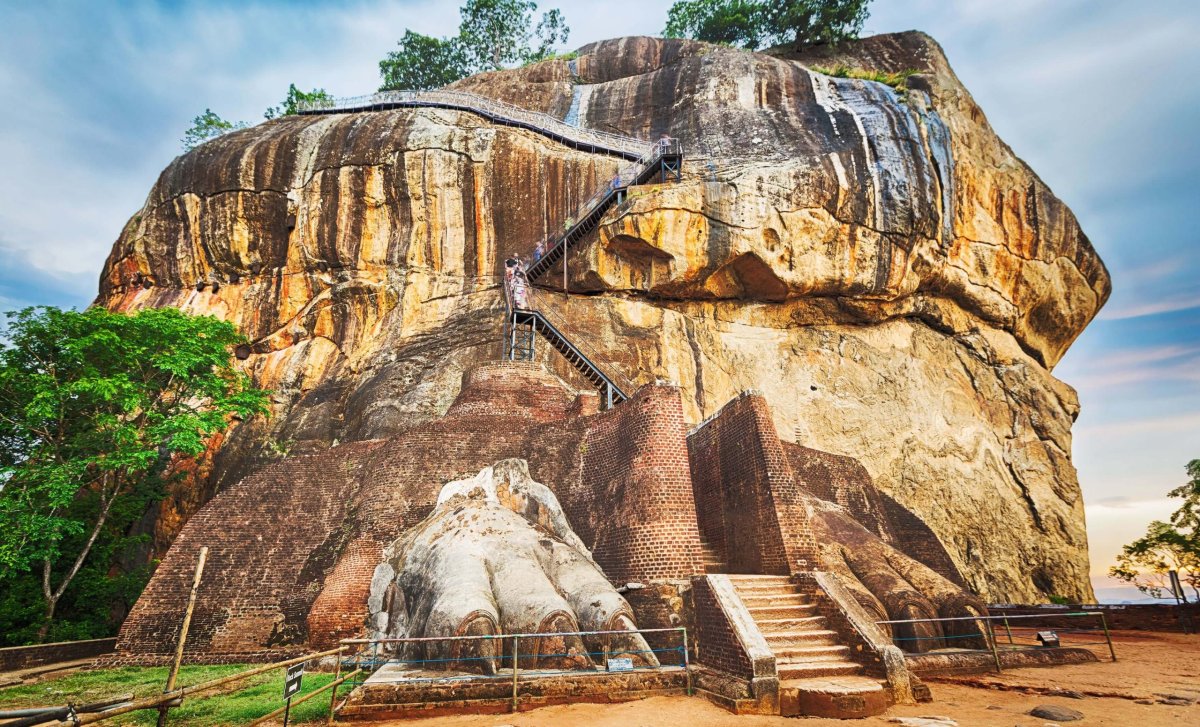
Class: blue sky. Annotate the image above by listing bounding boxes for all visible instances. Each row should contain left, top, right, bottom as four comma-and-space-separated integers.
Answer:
1, 0, 1197, 601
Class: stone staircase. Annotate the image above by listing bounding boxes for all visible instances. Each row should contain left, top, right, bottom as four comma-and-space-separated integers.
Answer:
728, 575, 892, 718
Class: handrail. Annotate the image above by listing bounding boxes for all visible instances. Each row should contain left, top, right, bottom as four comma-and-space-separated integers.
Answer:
533, 306, 637, 393
528, 138, 680, 280
514, 310, 628, 404
297, 88, 653, 159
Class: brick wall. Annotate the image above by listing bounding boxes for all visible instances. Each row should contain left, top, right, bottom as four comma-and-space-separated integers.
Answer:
686, 392, 818, 574
0, 638, 116, 673
113, 440, 383, 661
989, 603, 1200, 633
690, 577, 754, 677
114, 363, 707, 661
577, 385, 705, 583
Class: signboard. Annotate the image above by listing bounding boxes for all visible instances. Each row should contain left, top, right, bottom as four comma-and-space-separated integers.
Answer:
607, 657, 633, 672
284, 662, 304, 699
1035, 631, 1060, 648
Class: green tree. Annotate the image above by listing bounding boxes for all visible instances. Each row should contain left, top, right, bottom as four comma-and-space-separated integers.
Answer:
181, 109, 249, 152
265, 83, 335, 119
457, 0, 569, 71
1109, 459, 1200, 602
662, 0, 871, 50
664, 0, 765, 49
0, 306, 269, 641
379, 31, 471, 90
763, 0, 872, 49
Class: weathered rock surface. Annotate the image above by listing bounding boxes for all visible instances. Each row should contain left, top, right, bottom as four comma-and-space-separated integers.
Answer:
96, 32, 1107, 602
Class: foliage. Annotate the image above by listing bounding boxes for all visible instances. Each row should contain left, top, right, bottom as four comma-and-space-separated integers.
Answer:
662, 0, 871, 50
1108, 459, 1200, 601
664, 0, 765, 49
762, 0, 871, 49
181, 109, 249, 151
380, 31, 471, 91
264, 84, 334, 119
811, 64, 918, 91
0, 664, 336, 725
379, 1, 569, 91
0, 306, 269, 642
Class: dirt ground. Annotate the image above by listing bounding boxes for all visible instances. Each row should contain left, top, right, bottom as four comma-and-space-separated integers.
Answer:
362, 632, 1198, 727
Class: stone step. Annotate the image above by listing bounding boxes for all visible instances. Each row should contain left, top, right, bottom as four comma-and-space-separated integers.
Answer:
747, 604, 817, 620
774, 644, 851, 661
776, 661, 863, 680
726, 574, 792, 583
740, 593, 810, 608
779, 675, 891, 719
731, 582, 801, 596
766, 632, 840, 649
756, 617, 830, 633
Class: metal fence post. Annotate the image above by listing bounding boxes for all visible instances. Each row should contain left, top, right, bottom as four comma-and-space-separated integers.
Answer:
1003, 615, 1014, 645
987, 620, 1002, 673
681, 627, 692, 697
511, 635, 520, 713
1099, 613, 1117, 662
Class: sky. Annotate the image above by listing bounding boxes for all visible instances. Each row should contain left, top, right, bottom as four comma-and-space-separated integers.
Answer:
0, 0, 1197, 602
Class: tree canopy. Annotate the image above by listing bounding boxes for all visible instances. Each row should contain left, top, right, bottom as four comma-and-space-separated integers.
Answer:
663, 0, 872, 51
181, 109, 248, 151
380, 31, 471, 91
0, 306, 269, 642
378, 0, 569, 91
1109, 459, 1200, 602
265, 84, 334, 118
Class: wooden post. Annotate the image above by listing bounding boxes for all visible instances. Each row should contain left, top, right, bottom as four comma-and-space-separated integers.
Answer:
157, 546, 208, 727
987, 620, 1002, 674
1100, 613, 1117, 662
326, 649, 342, 726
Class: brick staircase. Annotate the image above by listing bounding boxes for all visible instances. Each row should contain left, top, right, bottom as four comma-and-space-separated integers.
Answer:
696, 534, 727, 574
728, 575, 892, 718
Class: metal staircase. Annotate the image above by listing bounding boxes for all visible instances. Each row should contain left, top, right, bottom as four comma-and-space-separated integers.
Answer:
525, 139, 682, 282
504, 309, 628, 409
305, 88, 685, 410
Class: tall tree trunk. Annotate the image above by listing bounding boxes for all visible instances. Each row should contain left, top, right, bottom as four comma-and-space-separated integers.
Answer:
35, 484, 119, 643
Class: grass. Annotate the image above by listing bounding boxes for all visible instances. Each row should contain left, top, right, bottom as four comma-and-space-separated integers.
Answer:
811, 64, 921, 91
0, 664, 339, 725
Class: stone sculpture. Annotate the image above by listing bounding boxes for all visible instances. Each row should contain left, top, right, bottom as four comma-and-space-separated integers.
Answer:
366, 459, 656, 673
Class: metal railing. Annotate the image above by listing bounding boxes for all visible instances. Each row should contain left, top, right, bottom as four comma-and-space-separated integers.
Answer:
876, 611, 1117, 673
339, 627, 690, 711
297, 88, 653, 159
527, 138, 681, 276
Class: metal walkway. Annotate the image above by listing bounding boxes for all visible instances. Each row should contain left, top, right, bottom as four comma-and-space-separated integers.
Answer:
504, 309, 628, 409
297, 89, 651, 161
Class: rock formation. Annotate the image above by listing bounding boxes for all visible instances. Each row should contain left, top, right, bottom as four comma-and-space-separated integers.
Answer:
96, 31, 1108, 602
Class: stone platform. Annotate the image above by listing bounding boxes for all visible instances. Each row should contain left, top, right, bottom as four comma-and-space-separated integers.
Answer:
338, 662, 690, 720
905, 646, 1100, 676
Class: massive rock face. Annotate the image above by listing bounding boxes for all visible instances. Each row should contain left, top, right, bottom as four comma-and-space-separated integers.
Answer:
96, 32, 1108, 602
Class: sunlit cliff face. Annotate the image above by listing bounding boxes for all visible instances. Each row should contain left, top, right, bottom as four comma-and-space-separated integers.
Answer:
98, 32, 1107, 602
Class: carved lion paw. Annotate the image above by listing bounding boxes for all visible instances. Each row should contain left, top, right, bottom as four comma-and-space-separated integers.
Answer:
367, 459, 657, 673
